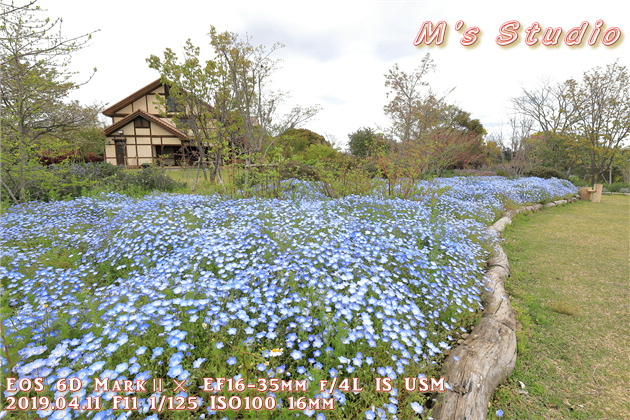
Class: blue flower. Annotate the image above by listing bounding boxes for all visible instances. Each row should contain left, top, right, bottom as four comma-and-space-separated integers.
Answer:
2, 178, 576, 420
193, 358, 207, 369
410, 401, 423, 414
166, 336, 180, 347
227, 357, 237, 366
56, 367, 72, 378
151, 347, 164, 359
496, 409, 504, 417
105, 343, 118, 353
165, 364, 183, 380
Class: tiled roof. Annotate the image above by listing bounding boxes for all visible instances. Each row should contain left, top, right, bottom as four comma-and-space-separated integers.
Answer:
102, 79, 163, 117
103, 109, 188, 140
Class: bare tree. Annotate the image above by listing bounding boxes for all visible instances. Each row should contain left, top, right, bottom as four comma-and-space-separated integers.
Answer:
569, 60, 630, 184
383, 54, 438, 143
506, 115, 535, 156
0, 0, 36, 17
512, 79, 577, 134
209, 26, 319, 164
512, 60, 630, 183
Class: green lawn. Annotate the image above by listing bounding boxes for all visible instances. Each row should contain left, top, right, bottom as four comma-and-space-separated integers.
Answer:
490, 195, 630, 419
165, 166, 247, 192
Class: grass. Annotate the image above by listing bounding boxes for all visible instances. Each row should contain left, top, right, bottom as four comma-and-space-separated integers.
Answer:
489, 195, 630, 419
165, 166, 240, 188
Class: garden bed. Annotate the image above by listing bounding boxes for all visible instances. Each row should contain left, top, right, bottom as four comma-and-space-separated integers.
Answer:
1, 177, 576, 419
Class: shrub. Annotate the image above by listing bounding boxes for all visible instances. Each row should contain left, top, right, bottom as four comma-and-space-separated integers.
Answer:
360, 161, 381, 178
603, 182, 630, 192
569, 176, 590, 187
3, 162, 186, 204
454, 169, 498, 177
523, 166, 567, 179
126, 166, 186, 192
294, 143, 340, 165
278, 161, 320, 181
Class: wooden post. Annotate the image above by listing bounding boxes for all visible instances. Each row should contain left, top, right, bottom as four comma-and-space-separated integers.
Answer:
591, 184, 603, 203
578, 187, 592, 201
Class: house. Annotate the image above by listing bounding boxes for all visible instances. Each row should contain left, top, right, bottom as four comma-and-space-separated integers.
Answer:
103, 79, 191, 167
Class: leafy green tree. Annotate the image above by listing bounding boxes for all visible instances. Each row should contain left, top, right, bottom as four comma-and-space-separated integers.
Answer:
448, 108, 486, 137
348, 127, 378, 158
521, 132, 580, 177
295, 143, 340, 166
0, 1, 98, 204
148, 27, 320, 184
147, 39, 235, 184
36, 105, 106, 164
482, 140, 503, 167
272, 128, 329, 159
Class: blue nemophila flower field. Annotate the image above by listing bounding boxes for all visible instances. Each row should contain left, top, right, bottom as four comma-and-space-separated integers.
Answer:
1, 177, 575, 420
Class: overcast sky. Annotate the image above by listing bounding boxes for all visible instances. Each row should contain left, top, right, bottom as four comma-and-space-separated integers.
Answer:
45, 0, 628, 149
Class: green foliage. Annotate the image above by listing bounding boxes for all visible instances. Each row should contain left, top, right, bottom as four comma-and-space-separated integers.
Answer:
147, 28, 321, 185
125, 166, 187, 192
314, 164, 375, 198
294, 143, 340, 165
603, 182, 630, 192
495, 169, 510, 178
483, 140, 503, 167
227, 166, 285, 199
67, 126, 107, 160
451, 108, 486, 136
522, 166, 567, 179
0, 1, 100, 204
277, 161, 320, 182
568, 176, 588, 187
278, 128, 328, 151
147, 39, 232, 185
347, 127, 377, 157
1, 162, 186, 206
521, 132, 578, 177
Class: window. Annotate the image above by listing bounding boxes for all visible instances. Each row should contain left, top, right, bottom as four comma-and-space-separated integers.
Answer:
134, 117, 150, 128
166, 96, 176, 113
164, 84, 177, 113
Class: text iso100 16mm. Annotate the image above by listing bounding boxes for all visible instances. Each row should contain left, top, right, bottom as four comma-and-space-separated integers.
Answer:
206, 396, 336, 411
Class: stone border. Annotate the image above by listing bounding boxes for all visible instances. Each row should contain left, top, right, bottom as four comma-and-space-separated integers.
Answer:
432, 196, 578, 419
